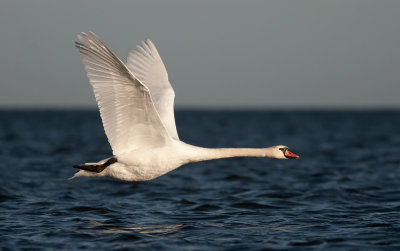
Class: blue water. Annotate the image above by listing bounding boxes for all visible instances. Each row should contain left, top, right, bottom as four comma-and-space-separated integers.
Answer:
1, 110, 400, 250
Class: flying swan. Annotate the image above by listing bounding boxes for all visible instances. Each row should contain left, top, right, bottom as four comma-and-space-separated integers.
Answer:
72, 32, 299, 182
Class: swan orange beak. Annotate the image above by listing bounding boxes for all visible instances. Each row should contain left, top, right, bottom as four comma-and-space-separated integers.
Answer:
284, 149, 299, 159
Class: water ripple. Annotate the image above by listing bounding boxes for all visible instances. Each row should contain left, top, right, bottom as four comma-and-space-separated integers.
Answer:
1, 111, 400, 250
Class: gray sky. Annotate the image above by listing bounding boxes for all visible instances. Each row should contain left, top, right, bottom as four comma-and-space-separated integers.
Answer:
1, 0, 399, 109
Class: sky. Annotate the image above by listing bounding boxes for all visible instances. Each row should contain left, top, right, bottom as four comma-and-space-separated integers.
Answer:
0, 0, 399, 109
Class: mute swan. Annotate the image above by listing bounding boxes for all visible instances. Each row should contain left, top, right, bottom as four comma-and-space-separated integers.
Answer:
72, 32, 299, 182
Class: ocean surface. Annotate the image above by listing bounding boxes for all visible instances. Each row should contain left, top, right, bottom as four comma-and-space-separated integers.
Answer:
1, 110, 399, 250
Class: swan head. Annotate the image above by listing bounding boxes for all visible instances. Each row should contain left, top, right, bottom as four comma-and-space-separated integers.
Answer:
272, 145, 300, 159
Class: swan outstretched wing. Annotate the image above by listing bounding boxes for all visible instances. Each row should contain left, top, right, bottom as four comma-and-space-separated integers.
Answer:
126, 40, 179, 140
75, 32, 171, 155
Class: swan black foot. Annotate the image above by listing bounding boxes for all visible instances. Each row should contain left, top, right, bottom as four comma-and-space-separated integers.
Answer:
73, 157, 117, 173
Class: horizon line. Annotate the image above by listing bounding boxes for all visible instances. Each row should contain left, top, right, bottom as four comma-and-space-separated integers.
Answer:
0, 105, 399, 112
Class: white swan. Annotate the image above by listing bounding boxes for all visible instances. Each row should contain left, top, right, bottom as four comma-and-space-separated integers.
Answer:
72, 32, 299, 182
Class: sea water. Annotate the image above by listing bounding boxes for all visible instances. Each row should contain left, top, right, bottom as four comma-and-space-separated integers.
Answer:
1, 110, 399, 250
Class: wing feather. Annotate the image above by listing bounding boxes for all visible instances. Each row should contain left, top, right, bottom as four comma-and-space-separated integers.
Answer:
126, 39, 179, 140
75, 32, 171, 156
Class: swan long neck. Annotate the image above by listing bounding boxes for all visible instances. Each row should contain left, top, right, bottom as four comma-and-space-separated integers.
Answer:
181, 144, 277, 164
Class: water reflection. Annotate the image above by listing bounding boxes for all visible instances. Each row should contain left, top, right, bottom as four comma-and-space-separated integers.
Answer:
84, 220, 187, 236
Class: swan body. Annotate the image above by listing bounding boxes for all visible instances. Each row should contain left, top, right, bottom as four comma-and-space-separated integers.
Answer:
72, 32, 299, 182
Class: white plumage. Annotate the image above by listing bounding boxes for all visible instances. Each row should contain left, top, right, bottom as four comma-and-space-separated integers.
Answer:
126, 39, 179, 140
72, 32, 299, 182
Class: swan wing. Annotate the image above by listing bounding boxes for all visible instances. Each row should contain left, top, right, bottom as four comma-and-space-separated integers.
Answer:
126, 40, 179, 140
75, 32, 171, 156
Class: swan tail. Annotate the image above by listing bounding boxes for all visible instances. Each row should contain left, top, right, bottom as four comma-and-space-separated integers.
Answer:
69, 170, 100, 180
